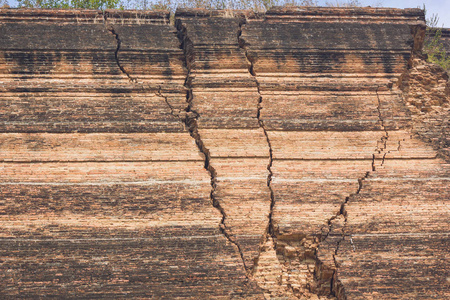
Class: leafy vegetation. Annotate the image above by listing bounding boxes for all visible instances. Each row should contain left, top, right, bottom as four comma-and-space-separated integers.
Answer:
17, 0, 121, 9
423, 5, 450, 72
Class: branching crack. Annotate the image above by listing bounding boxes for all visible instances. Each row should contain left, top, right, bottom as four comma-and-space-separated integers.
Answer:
376, 87, 389, 147
375, 87, 406, 167
176, 19, 250, 276
329, 171, 370, 294
104, 13, 173, 118
238, 20, 276, 269
323, 85, 394, 297
375, 86, 391, 168
103, 13, 137, 83
156, 86, 183, 119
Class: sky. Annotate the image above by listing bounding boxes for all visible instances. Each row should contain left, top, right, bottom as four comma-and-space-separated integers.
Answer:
3, 0, 449, 27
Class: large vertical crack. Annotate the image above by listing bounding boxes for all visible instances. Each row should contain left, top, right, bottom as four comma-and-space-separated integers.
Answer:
104, 10, 250, 277
239, 20, 322, 299
238, 19, 276, 272
239, 20, 312, 299
175, 18, 250, 276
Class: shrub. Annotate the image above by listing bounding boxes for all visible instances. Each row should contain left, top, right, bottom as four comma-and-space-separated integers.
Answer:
423, 5, 450, 72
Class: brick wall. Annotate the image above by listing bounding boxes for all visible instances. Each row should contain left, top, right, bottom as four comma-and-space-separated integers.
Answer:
0, 7, 448, 299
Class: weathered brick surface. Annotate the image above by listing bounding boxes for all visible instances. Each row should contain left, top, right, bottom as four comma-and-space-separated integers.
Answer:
0, 8, 263, 298
399, 56, 450, 160
0, 6, 449, 299
240, 6, 449, 299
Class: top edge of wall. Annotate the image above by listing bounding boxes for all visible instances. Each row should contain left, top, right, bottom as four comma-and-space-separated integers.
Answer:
267, 6, 423, 16
0, 6, 425, 25
0, 8, 170, 24
264, 6, 425, 25
175, 6, 425, 25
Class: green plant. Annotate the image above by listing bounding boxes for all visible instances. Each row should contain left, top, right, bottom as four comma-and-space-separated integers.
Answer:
17, 0, 121, 9
423, 5, 450, 72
